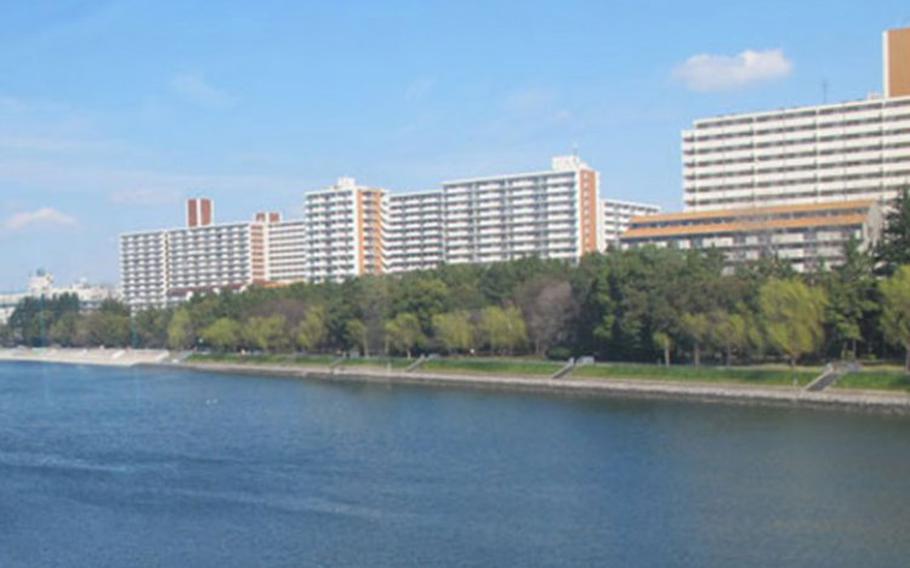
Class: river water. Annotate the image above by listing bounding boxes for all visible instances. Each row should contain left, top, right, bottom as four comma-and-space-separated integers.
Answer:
1, 362, 909, 567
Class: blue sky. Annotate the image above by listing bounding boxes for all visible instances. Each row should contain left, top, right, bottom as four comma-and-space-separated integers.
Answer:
0, 0, 907, 289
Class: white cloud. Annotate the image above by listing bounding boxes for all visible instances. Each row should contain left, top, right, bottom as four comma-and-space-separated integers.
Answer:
170, 73, 236, 109
673, 49, 793, 92
3, 208, 77, 232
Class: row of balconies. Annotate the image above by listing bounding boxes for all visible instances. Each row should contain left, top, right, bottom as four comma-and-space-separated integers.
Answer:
692, 101, 908, 131
684, 143, 910, 169
686, 111, 910, 141
686, 127, 910, 155
685, 154, 910, 182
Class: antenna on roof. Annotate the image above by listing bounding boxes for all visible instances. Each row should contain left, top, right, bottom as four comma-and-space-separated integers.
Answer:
572, 142, 579, 158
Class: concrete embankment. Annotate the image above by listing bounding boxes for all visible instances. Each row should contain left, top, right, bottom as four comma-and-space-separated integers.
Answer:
175, 361, 910, 416
3, 350, 908, 415
0, 348, 171, 367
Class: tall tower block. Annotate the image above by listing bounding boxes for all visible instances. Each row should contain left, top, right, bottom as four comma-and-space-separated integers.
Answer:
884, 27, 910, 98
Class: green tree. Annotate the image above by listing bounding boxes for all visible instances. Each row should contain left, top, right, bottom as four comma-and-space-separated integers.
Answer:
824, 239, 878, 358
384, 313, 424, 358
880, 265, 910, 371
876, 187, 910, 274
134, 308, 172, 348
49, 312, 81, 347
432, 311, 475, 354
653, 331, 672, 366
296, 305, 327, 353
708, 309, 748, 366
167, 308, 194, 351
680, 312, 710, 366
200, 317, 242, 352
244, 315, 290, 353
759, 278, 827, 368
345, 318, 369, 356
84, 311, 130, 347
478, 306, 527, 355
391, 276, 450, 332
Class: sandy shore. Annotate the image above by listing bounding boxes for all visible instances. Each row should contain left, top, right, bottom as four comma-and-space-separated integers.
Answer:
177, 361, 910, 416
0, 348, 172, 367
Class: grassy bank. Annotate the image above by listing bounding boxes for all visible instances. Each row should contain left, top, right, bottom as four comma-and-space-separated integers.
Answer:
188, 353, 336, 366
191, 353, 910, 392
837, 368, 910, 392
573, 363, 820, 387
421, 358, 563, 377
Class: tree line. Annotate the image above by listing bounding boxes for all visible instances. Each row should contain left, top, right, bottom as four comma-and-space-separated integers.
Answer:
3, 190, 910, 370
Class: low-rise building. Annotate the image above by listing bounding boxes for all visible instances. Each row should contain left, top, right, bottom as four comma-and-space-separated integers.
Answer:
620, 200, 883, 273
0, 270, 120, 324
601, 199, 661, 248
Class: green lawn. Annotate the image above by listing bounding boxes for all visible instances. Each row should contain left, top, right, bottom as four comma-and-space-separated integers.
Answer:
837, 368, 910, 392
572, 363, 820, 386
187, 353, 842, 388
336, 357, 412, 370
188, 353, 335, 366
421, 358, 564, 377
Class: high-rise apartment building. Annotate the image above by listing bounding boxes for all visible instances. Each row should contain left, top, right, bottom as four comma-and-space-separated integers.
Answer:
442, 155, 601, 264
303, 177, 387, 282
121, 199, 309, 311
386, 191, 445, 273
121, 157, 659, 309
683, 27, 910, 212
263, 216, 308, 284
601, 199, 661, 247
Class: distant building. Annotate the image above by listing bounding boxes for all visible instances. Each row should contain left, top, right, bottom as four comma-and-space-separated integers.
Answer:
682, 27, 910, 212
386, 191, 445, 273
601, 199, 660, 247
0, 270, 119, 324
620, 200, 883, 273
119, 156, 662, 310
303, 177, 387, 282
263, 215, 308, 284
442, 155, 602, 264
120, 199, 307, 311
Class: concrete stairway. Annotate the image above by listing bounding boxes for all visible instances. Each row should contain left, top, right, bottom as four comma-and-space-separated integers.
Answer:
804, 362, 858, 392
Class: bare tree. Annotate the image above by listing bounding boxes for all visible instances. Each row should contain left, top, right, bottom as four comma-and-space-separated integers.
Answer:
515, 277, 577, 356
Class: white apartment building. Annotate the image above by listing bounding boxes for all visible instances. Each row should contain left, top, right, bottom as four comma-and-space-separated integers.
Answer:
683, 27, 910, 212
264, 218, 308, 283
386, 191, 445, 273
620, 200, 883, 273
167, 221, 263, 298
601, 199, 660, 247
442, 155, 601, 264
304, 177, 387, 282
120, 230, 171, 311
120, 157, 655, 308
120, 200, 288, 311
121, 221, 260, 311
